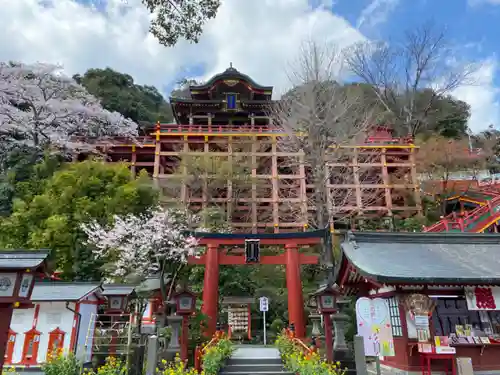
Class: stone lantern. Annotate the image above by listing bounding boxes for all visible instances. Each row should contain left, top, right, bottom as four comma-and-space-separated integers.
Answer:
307, 295, 322, 338
311, 283, 341, 363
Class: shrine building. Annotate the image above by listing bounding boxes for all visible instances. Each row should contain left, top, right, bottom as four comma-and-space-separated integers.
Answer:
75, 65, 422, 233
336, 231, 500, 375
6, 281, 102, 368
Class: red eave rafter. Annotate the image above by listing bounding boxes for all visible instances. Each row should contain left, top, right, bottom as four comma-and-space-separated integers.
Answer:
337, 258, 383, 295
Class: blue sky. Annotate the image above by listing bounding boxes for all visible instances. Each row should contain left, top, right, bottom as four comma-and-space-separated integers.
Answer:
343, 0, 498, 82
336, 0, 500, 131
2, 0, 500, 131
171, 0, 500, 118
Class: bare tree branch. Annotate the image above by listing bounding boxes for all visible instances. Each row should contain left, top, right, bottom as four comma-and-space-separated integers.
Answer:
344, 22, 479, 137
270, 40, 384, 232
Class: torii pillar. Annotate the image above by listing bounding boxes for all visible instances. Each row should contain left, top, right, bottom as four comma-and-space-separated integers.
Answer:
201, 244, 220, 336
285, 244, 306, 338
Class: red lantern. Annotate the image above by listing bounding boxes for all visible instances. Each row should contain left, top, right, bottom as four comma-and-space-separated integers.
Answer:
173, 290, 197, 315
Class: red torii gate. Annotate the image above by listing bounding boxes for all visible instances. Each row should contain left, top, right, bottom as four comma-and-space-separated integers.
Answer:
188, 230, 326, 338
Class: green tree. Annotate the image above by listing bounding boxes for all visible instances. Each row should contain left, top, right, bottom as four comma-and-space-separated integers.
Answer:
339, 84, 470, 139
143, 0, 221, 47
0, 160, 159, 280
0, 147, 64, 216
74, 68, 173, 125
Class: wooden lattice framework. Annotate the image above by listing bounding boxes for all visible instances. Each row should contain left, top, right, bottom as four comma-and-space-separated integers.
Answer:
76, 66, 422, 233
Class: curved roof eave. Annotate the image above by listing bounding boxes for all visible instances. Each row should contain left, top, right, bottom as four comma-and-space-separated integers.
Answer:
190, 67, 273, 92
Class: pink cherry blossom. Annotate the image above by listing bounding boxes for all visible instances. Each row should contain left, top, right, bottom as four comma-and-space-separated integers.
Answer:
0, 62, 137, 151
81, 206, 202, 282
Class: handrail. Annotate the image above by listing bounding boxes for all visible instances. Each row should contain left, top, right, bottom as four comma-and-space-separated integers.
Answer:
424, 194, 500, 232
194, 328, 225, 372
283, 326, 317, 356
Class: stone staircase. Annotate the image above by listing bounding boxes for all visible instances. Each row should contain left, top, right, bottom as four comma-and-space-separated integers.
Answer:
220, 346, 293, 375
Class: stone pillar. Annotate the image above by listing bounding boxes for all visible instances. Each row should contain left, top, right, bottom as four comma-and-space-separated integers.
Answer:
332, 313, 349, 352
202, 244, 219, 336
309, 313, 322, 337
163, 315, 182, 361
332, 311, 355, 373
145, 336, 158, 375
354, 336, 368, 375
285, 244, 305, 338
167, 315, 182, 349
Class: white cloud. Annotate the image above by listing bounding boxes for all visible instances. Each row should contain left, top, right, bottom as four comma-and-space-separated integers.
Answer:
451, 59, 500, 132
356, 0, 399, 30
1, 0, 496, 132
0, 0, 365, 99
468, 0, 500, 6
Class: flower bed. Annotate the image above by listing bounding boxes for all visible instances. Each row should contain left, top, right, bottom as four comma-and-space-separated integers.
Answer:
159, 355, 200, 375
201, 336, 235, 375
275, 332, 345, 375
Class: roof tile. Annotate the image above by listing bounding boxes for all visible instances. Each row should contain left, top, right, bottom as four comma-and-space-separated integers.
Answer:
341, 232, 500, 284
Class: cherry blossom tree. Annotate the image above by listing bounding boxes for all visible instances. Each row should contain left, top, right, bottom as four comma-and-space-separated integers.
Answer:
81, 206, 202, 312
0, 62, 138, 151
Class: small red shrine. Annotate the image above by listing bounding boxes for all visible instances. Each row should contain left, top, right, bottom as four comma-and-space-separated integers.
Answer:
337, 231, 500, 375
0, 250, 50, 372
188, 230, 327, 338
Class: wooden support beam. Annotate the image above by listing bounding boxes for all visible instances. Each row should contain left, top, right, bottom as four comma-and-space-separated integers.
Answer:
409, 147, 423, 216
251, 135, 258, 234
381, 149, 393, 217
352, 148, 363, 212
181, 135, 189, 203
271, 138, 279, 233
227, 136, 233, 224
130, 145, 137, 179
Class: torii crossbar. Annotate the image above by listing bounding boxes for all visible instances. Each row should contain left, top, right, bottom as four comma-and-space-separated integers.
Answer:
188, 230, 327, 338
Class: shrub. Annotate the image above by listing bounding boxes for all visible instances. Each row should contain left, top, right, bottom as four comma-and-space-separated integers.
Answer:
270, 318, 285, 333
202, 337, 235, 375
42, 351, 81, 375
275, 332, 345, 375
93, 356, 127, 375
158, 355, 200, 375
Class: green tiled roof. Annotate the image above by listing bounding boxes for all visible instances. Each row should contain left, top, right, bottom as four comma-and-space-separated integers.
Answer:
341, 231, 500, 285
0, 250, 49, 269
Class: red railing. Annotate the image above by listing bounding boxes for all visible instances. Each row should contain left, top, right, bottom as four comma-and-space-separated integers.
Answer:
154, 123, 282, 134
283, 325, 318, 357
194, 328, 226, 373
424, 195, 500, 232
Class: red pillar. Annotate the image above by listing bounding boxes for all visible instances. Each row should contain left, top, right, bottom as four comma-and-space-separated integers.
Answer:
180, 315, 189, 362
285, 244, 305, 338
202, 243, 219, 337
0, 304, 14, 373
324, 313, 333, 363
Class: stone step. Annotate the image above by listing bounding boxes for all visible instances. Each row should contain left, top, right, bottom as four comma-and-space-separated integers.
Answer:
226, 357, 283, 366
223, 363, 285, 372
